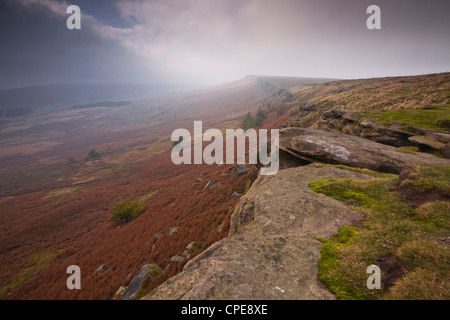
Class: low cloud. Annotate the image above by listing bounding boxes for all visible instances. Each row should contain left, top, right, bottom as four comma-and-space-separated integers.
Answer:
4, 0, 450, 87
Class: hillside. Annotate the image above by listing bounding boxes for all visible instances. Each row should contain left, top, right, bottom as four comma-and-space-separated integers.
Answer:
0, 76, 329, 299
284, 73, 450, 158
289, 73, 450, 112
144, 73, 450, 300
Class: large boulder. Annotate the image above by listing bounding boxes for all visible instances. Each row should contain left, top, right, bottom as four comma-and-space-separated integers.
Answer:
143, 164, 364, 300
279, 127, 450, 173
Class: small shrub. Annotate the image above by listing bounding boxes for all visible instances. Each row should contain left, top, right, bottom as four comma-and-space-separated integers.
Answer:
88, 149, 101, 159
85, 149, 101, 162
241, 105, 273, 130
110, 200, 145, 223
241, 112, 254, 131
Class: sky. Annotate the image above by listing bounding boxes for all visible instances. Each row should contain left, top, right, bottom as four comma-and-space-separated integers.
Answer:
1, 0, 449, 89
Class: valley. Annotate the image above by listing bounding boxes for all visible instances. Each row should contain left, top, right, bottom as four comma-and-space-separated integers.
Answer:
0, 76, 322, 299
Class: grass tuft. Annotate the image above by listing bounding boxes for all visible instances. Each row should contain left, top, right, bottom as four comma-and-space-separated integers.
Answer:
360, 105, 450, 131
309, 164, 450, 300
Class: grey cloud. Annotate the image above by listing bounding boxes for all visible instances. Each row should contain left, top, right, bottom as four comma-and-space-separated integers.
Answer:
114, 0, 450, 81
1, 0, 449, 89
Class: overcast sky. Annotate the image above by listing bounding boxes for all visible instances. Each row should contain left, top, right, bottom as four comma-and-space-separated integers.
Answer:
1, 0, 449, 89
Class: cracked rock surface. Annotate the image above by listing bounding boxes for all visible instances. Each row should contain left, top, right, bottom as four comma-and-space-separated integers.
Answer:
144, 164, 364, 300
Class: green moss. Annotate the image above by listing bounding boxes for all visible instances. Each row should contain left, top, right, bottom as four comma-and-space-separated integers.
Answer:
360, 105, 450, 131
315, 237, 328, 244
240, 178, 252, 196
335, 226, 360, 244
309, 164, 450, 299
137, 265, 167, 299
308, 178, 387, 208
317, 226, 368, 300
146, 265, 162, 275
395, 146, 419, 155
410, 180, 434, 190
314, 164, 397, 179
190, 241, 206, 256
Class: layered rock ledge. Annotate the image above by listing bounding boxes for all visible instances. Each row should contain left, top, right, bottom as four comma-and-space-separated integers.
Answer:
280, 127, 450, 174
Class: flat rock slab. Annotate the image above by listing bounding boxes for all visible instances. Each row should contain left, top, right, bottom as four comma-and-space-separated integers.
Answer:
144, 165, 364, 300
408, 135, 446, 150
280, 127, 450, 173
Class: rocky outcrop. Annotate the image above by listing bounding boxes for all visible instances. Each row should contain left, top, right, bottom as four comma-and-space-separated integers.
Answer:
289, 104, 419, 147
279, 127, 450, 173
409, 135, 445, 150
286, 104, 450, 158
144, 165, 364, 300
141, 126, 449, 301
321, 106, 417, 147
169, 227, 179, 236
408, 131, 450, 158
204, 181, 217, 190
94, 265, 105, 277
230, 164, 250, 180
171, 256, 185, 263
121, 264, 154, 300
